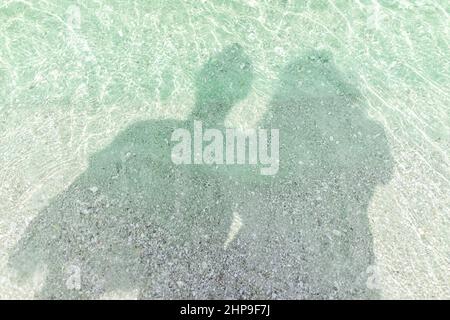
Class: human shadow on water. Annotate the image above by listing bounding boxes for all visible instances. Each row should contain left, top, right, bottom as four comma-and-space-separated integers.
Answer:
9, 46, 393, 299
219, 50, 394, 299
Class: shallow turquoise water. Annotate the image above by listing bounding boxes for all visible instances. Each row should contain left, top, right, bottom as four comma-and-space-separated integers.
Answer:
0, 1, 449, 299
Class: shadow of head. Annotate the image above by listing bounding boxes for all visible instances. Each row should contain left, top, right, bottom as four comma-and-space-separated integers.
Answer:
266, 49, 393, 185
191, 43, 253, 126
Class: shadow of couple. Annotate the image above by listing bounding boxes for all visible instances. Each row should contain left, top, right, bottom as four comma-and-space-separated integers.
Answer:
9, 44, 393, 299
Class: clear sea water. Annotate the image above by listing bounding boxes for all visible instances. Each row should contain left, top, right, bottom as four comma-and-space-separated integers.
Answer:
0, 0, 448, 299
